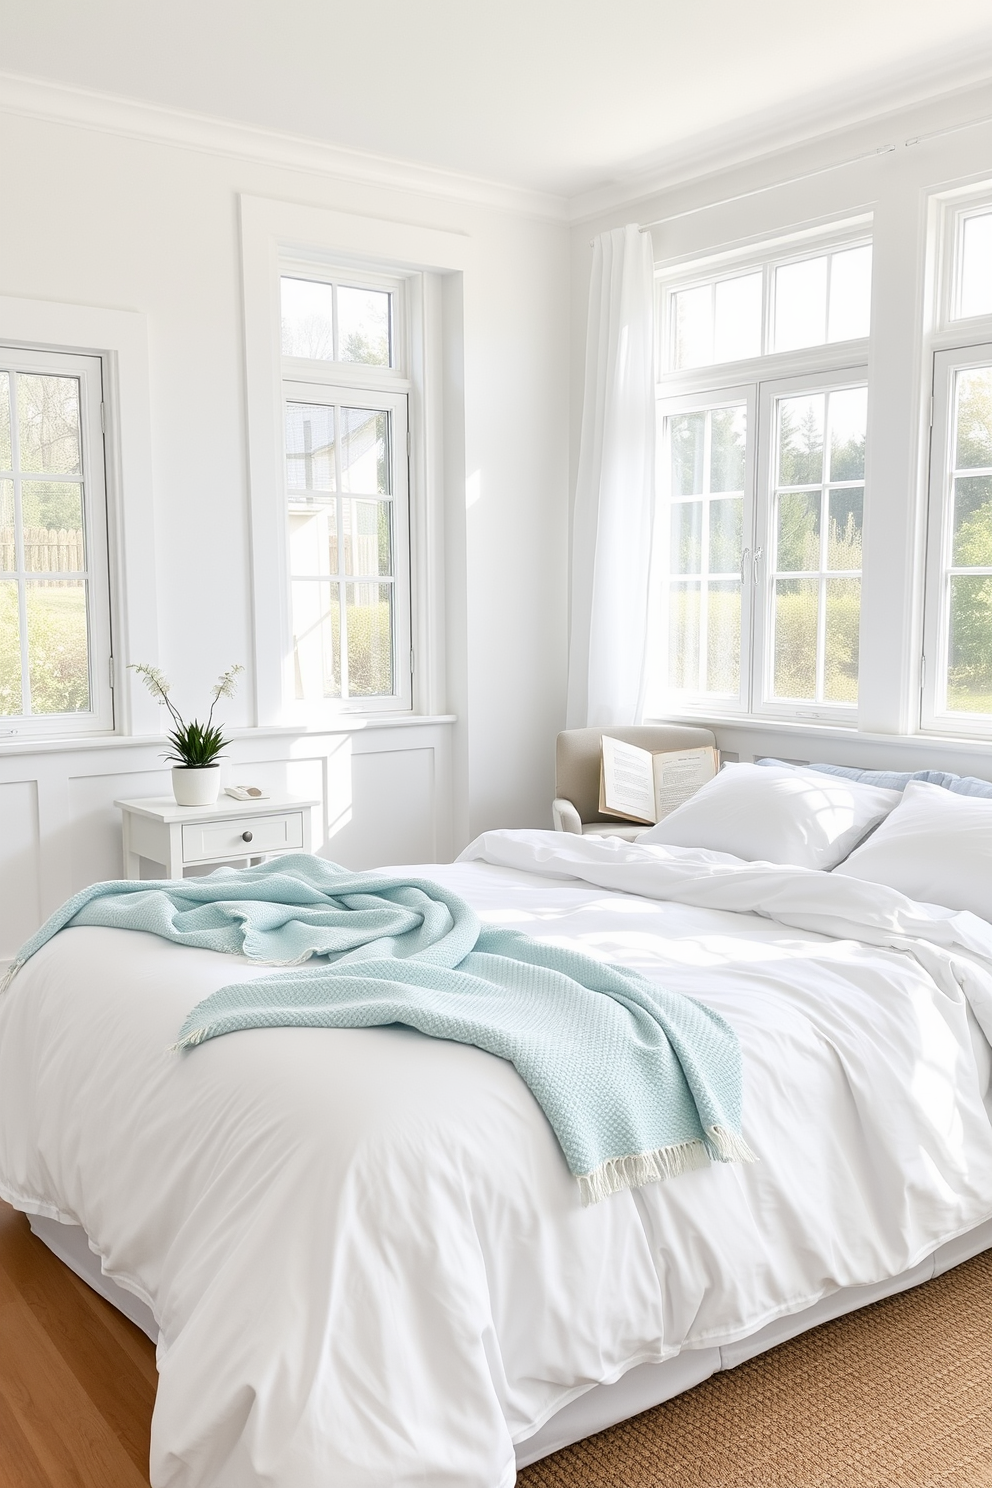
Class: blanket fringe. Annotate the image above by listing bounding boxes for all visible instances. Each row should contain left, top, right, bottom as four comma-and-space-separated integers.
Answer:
169, 1026, 212, 1053
707, 1124, 757, 1165
0, 961, 21, 996
577, 1125, 756, 1205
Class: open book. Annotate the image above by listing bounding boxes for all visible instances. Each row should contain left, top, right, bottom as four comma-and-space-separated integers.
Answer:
599, 737, 719, 825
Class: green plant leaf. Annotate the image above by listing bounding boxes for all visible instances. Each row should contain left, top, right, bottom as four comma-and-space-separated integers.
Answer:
164, 718, 228, 767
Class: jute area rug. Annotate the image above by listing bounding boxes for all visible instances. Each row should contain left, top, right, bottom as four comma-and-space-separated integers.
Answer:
517, 1250, 992, 1488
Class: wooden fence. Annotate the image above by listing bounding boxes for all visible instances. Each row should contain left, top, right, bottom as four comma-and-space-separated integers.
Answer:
0, 527, 84, 582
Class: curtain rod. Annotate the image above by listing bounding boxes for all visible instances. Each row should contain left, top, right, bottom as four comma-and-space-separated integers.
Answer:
601, 106, 992, 238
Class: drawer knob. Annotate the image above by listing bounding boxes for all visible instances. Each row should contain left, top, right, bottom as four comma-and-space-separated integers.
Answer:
242, 830, 253, 843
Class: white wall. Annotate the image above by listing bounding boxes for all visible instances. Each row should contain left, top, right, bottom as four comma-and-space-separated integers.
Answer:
0, 99, 570, 958
569, 79, 992, 776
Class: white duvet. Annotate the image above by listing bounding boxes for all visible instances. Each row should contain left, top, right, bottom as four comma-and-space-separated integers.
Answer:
3, 830, 992, 1487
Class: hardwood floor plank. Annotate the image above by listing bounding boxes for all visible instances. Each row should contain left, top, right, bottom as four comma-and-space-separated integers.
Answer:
0, 1208, 157, 1463
0, 1203, 152, 1487
0, 1387, 56, 1488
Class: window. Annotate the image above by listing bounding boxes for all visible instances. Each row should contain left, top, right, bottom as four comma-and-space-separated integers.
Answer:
650, 228, 871, 723
923, 349, 992, 731
0, 347, 113, 737
668, 239, 871, 371
280, 269, 411, 714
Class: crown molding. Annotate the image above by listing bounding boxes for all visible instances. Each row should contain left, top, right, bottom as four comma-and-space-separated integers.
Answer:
0, 71, 568, 224
567, 49, 992, 225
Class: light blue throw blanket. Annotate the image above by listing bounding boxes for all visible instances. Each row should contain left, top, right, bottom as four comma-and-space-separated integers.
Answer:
4, 854, 753, 1202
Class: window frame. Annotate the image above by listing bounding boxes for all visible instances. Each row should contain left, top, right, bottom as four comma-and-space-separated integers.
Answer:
651, 382, 756, 717
652, 224, 872, 727
0, 343, 114, 739
281, 377, 411, 716
658, 221, 873, 376
753, 366, 868, 723
921, 342, 992, 735
276, 261, 414, 720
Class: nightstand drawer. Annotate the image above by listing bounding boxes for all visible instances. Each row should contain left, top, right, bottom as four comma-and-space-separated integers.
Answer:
182, 811, 304, 864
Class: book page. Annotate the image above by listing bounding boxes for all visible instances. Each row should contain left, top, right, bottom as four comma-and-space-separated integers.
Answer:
652, 747, 718, 820
599, 736, 656, 824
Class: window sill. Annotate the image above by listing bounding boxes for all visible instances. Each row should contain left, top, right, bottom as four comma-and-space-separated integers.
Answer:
650, 711, 992, 760
0, 714, 457, 758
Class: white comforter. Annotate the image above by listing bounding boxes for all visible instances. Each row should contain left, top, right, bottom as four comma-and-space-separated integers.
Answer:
3, 831, 992, 1488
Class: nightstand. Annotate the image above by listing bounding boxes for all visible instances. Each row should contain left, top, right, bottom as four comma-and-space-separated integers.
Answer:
115, 795, 320, 880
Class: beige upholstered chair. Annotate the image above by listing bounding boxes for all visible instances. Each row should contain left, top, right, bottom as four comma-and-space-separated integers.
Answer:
552, 725, 718, 839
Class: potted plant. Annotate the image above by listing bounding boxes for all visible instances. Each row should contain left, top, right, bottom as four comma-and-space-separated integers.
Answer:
131, 662, 244, 806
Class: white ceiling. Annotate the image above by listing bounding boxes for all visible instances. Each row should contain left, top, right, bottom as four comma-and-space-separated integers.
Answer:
4, 0, 992, 202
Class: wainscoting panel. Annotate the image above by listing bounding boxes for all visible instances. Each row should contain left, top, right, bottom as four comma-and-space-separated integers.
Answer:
327, 747, 436, 868
69, 767, 172, 887
0, 718, 455, 964
0, 779, 41, 959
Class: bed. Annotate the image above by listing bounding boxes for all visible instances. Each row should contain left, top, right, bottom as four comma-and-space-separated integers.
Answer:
3, 765, 992, 1487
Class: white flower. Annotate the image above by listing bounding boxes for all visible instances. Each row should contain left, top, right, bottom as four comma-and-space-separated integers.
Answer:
129, 662, 171, 701
212, 663, 244, 703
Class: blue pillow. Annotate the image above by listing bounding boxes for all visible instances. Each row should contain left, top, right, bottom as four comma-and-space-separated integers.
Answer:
755, 758, 992, 798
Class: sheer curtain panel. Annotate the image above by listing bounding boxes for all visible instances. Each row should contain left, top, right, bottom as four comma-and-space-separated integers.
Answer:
567, 224, 656, 727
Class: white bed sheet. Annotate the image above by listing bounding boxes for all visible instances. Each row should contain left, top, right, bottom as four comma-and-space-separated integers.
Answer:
2, 844, 992, 1487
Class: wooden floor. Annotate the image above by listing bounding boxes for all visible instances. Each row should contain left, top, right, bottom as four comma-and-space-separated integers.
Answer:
0, 1200, 156, 1487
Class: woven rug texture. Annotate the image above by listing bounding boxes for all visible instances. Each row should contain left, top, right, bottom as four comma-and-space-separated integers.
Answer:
517, 1249, 992, 1488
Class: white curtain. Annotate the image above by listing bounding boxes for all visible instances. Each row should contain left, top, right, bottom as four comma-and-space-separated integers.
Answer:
566, 223, 656, 728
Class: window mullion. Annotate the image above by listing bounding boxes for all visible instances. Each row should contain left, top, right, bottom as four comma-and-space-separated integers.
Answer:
8, 375, 30, 716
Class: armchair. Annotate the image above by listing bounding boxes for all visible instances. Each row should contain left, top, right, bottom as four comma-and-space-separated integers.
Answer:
552, 725, 718, 839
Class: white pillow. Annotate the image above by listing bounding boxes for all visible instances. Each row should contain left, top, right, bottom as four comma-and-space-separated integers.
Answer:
835, 778, 992, 919
638, 763, 901, 870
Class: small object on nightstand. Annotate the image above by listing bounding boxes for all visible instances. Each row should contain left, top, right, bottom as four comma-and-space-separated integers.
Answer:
225, 786, 269, 801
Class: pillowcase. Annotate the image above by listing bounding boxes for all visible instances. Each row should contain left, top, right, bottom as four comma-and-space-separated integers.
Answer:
834, 779, 992, 919
638, 763, 901, 870
756, 757, 992, 799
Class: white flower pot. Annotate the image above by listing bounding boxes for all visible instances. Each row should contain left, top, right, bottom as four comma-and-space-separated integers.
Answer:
172, 765, 221, 807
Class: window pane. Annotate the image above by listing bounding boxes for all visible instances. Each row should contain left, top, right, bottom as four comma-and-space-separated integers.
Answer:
827, 487, 863, 570
288, 498, 337, 577
778, 394, 824, 485
0, 481, 12, 570
338, 287, 391, 367
773, 257, 827, 352
947, 574, 992, 713
281, 278, 334, 360
673, 285, 712, 370
777, 491, 820, 572
670, 413, 705, 495
0, 580, 21, 715
710, 407, 746, 492
709, 496, 742, 573
713, 274, 762, 363
773, 578, 818, 698
827, 386, 867, 481
827, 245, 872, 342
0, 373, 9, 470
960, 214, 992, 320
285, 404, 335, 492
668, 582, 699, 690
340, 409, 389, 494
17, 375, 81, 474
954, 369, 992, 470
706, 581, 740, 693
26, 579, 90, 713
952, 476, 992, 566
671, 501, 701, 575
20, 480, 84, 534
824, 578, 860, 703
345, 581, 393, 695
292, 580, 341, 700
21, 483, 85, 574
343, 499, 391, 577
